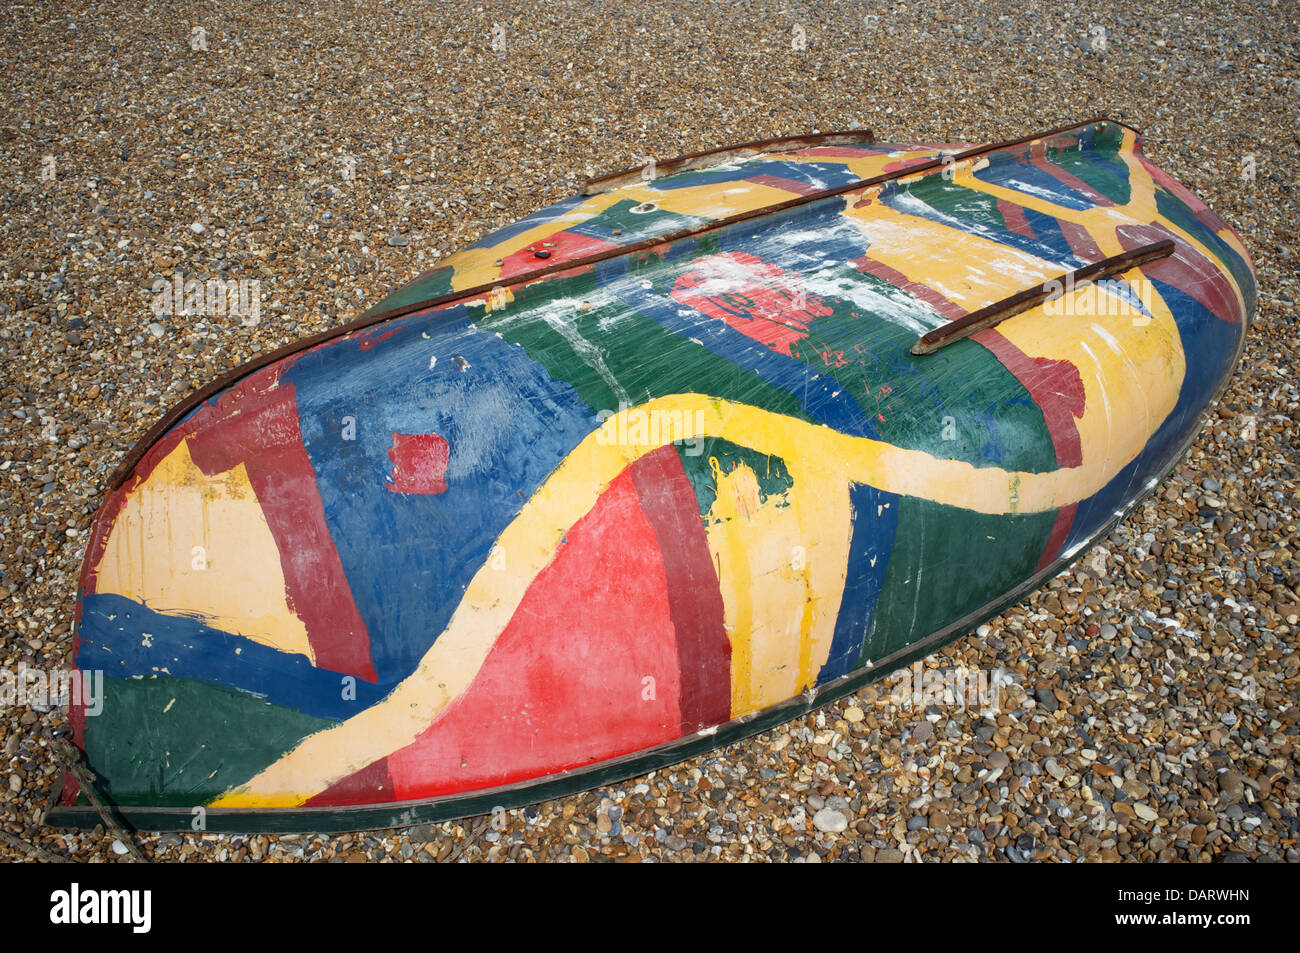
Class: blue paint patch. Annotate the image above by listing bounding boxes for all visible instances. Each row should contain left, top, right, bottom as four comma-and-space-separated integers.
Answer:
818, 482, 900, 683
284, 305, 597, 685
973, 160, 1097, 211
77, 593, 386, 720
653, 160, 862, 193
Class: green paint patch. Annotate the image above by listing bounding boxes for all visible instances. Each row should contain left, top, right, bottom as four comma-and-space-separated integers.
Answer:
79, 676, 334, 807
1046, 147, 1132, 206
786, 280, 1059, 474
364, 266, 455, 317
477, 268, 817, 423
909, 179, 1010, 232
676, 439, 794, 517
858, 497, 1056, 665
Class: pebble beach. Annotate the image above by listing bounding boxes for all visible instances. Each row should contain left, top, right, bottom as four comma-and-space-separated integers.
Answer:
1, 0, 1297, 862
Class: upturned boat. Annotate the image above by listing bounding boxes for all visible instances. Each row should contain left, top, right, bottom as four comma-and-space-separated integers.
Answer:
49, 117, 1255, 832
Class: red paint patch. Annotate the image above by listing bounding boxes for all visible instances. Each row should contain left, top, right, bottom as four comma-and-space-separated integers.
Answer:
996, 198, 1036, 239
306, 755, 396, 807
1057, 220, 1105, 262
499, 231, 620, 281
363, 467, 684, 802
357, 328, 402, 350
747, 174, 824, 197
671, 251, 831, 356
387, 432, 450, 495
1036, 503, 1079, 572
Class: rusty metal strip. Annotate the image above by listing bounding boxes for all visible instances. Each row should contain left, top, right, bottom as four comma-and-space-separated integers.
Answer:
909, 240, 1175, 356
581, 129, 877, 194
108, 115, 1130, 490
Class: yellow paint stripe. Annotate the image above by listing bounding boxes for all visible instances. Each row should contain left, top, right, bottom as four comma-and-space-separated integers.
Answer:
97, 440, 317, 663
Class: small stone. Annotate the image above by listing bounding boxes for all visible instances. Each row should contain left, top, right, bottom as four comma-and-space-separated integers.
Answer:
1133, 803, 1158, 822
812, 808, 848, 833
1219, 772, 1245, 801
844, 706, 864, 723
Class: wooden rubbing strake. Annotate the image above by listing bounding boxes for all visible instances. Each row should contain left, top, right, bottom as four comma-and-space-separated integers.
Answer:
909, 239, 1176, 356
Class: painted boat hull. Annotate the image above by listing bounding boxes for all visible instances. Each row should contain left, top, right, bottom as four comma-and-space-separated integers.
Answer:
49, 118, 1255, 832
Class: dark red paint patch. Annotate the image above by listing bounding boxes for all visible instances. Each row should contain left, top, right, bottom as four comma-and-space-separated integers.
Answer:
1116, 224, 1241, 325
629, 446, 732, 732
747, 174, 824, 197
387, 432, 450, 495
996, 198, 1036, 239
306, 755, 395, 807
185, 373, 378, 682
851, 256, 966, 321
1036, 503, 1079, 572
1057, 220, 1105, 262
